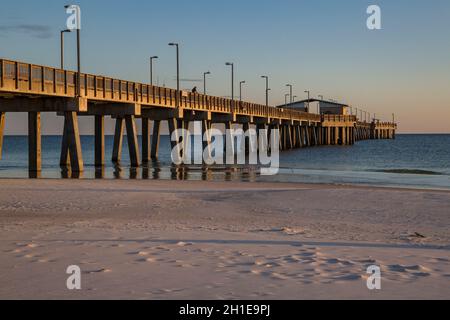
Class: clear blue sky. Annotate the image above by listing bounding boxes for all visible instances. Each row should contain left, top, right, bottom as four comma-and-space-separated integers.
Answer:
1, 0, 450, 133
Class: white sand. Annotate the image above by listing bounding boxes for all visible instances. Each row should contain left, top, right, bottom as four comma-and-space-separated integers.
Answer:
0, 179, 449, 300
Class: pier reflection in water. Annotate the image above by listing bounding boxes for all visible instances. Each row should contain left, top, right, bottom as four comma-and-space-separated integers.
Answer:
58, 162, 260, 182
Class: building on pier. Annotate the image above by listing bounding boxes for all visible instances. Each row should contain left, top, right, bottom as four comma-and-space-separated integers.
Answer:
278, 99, 350, 116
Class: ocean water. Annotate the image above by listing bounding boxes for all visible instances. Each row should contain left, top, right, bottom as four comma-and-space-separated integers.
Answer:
0, 134, 449, 190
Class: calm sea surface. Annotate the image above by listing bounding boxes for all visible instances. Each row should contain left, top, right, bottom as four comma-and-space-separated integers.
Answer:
0, 134, 449, 190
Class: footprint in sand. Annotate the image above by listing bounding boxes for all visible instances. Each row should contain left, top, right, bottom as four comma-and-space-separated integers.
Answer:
333, 274, 362, 282
128, 251, 150, 256
259, 271, 289, 280
154, 246, 172, 252
176, 242, 193, 247
85, 268, 112, 274
411, 272, 431, 277
36, 258, 56, 263
357, 259, 377, 264
387, 264, 407, 272
326, 259, 340, 264
385, 264, 433, 279
299, 252, 316, 257
137, 257, 157, 263
431, 257, 450, 263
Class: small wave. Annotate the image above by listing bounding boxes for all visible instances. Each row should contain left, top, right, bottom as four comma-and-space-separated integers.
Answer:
375, 169, 444, 175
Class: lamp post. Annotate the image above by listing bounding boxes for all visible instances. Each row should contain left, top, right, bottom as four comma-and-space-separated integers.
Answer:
60, 29, 71, 69
150, 56, 158, 86
304, 90, 310, 112
225, 62, 234, 111
285, 94, 290, 108
292, 95, 297, 103
286, 84, 293, 103
239, 80, 246, 101
317, 95, 324, 114
261, 76, 269, 106
168, 43, 180, 106
64, 5, 81, 97
203, 71, 211, 95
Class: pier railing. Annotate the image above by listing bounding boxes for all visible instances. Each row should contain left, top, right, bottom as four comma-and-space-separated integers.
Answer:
0, 58, 320, 123
322, 115, 357, 123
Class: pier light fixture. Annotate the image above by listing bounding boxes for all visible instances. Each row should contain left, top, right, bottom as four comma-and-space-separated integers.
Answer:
285, 93, 290, 108
203, 71, 211, 95
239, 80, 246, 102
64, 4, 81, 96
261, 76, 269, 106
60, 29, 71, 70
168, 43, 180, 106
304, 90, 310, 113
225, 62, 234, 103
286, 84, 293, 103
317, 95, 324, 114
150, 56, 158, 86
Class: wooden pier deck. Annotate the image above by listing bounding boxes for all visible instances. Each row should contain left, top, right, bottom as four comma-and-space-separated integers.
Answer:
0, 58, 397, 174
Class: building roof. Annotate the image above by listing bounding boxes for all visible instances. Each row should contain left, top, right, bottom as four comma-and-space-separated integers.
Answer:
278, 99, 348, 108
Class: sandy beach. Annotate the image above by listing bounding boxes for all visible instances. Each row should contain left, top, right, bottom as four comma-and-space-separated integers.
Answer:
0, 179, 449, 300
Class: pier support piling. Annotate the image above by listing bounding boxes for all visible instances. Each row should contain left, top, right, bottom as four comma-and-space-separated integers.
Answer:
224, 121, 235, 164
0, 112, 5, 160
168, 118, 179, 150
151, 120, 161, 160
142, 118, 150, 164
60, 111, 84, 172
28, 112, 41, 173
286, 125, 293, 149
112, 118, 124, 164
125, 115, 140, 168
94, 115, 105, 167
202, 120, 212, 159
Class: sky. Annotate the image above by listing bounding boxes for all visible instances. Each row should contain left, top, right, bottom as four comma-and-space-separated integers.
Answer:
0, 0, 449, 134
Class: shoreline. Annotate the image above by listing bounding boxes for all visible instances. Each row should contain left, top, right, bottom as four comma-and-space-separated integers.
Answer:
1, 177, 450, 193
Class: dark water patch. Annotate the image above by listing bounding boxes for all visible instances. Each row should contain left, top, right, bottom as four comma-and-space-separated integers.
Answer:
374, 169, 444, 176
